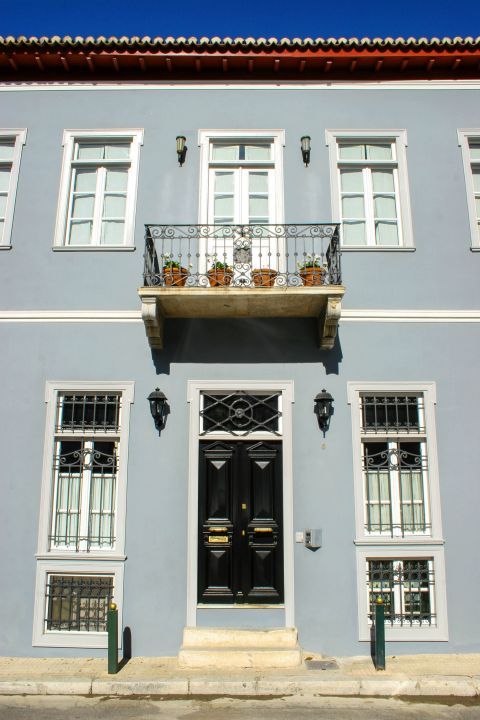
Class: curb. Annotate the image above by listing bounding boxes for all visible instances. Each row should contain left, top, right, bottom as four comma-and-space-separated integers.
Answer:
0, 675, 479, 698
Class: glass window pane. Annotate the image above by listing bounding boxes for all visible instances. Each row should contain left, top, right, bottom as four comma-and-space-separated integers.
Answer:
376, 222, 399, 246
374, 195, 397, 219
340, 169, 364, 192
212, 144, 239, 161
366, 144, 393, 160
214, 172, 234, 192
104, 143, 130, 159
105, 169, 128, 191
214, 195, 234, 216
379, 472, 390, 501
339, 144, 364, 160
0, 219, 4, 240
69, 221, 92, 245
469, 143, 480, 160
103, 195, 126, 218
72, 194, 95, 218
473, 170, 480, 193
74, 169, 97, 192
342, 221, 366, 245
0, 194, 7, 217
213, 217, 234, 225
76, 143, 105, 159
475, 197, 480, 219
249, 195, 269, 217
0, 168, 11, 192
249, 172, 269, 192
101, 221, 124, 245
342, 195, 365, 219
372, 170, 395, 193
244, 144, 271, 161
0, 142, 15, 161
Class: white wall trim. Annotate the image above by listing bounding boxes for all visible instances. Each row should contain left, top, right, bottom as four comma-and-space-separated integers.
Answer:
325, 129, 414, 249
53, 129, 144, 249
457, 129, 480, 248
2, 309, 480, 324
355, 546, 448, 642
32, 559, 124, 648
3, 81, 480, 91
186, 380, 295, 628
0, 128, 27, 248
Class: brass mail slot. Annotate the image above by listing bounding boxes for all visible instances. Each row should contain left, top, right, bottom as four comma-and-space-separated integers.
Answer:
208, 535, 229, 543
253, 527, 273, 533
208, 526, 228, 533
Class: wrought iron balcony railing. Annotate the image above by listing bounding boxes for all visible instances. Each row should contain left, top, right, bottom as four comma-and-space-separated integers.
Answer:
143, 223, 341, 288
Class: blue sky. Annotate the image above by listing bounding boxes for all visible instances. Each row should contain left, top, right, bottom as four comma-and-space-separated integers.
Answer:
2, 0, 480, 39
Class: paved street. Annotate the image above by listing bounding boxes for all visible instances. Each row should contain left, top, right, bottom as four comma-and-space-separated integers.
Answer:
1, 696, 480, 720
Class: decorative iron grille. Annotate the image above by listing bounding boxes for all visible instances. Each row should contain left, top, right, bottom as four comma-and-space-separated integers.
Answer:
367, 559, 436, 627
45, 575, 113, 632
360, 395, 425, 434
200, 391, 281, 435
143, 223, 341, 287
56, 393, 121, 433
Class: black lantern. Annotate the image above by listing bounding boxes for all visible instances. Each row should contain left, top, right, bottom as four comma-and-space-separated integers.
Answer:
300, 136, 311, 167
148, 388, 169, 432
176, 135, 187, 166
314, 389, 334, 435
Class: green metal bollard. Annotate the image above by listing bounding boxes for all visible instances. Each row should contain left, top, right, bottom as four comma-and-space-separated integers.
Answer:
375, 597, 386, 671
107, 601, 118, 675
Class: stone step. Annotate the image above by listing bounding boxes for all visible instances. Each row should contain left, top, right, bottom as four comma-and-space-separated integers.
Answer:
182, 626, 298, 649
178, 647, 303, 669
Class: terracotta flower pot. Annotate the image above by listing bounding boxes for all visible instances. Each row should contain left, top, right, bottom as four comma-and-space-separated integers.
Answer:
207, 269, 233, 287
300, 267, 325, 286
163, 267, 188, 287
252, 269, 278, 287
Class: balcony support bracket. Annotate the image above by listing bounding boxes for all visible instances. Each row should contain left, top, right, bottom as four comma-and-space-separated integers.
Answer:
319, 296, 342, 350
141, 296, 164, 349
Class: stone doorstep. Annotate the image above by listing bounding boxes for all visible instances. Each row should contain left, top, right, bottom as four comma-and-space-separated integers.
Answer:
181, 626, 299, 649
178, 647, 303, 669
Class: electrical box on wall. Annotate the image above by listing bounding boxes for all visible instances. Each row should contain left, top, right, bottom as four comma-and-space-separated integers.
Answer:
304, 529, 322, 549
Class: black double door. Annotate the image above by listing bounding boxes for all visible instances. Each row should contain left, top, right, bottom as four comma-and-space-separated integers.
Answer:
198, 439, 284, 604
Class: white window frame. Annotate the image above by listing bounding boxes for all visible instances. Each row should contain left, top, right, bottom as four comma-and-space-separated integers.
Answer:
32, 559, 124, 648
458, 130, 480, 249
198, 129, 285, 227
0, 129, 27, 249
325, 130, 414, 250
356, 547, 448, 642
53, 129, 143, 251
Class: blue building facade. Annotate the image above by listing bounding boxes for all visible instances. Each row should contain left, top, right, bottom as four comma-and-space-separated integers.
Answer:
0, 36, 480, 660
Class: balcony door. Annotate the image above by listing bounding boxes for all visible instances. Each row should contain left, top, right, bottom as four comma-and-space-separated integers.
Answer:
199, 135, 285, 275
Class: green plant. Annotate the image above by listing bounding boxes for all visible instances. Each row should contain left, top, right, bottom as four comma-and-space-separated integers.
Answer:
209, 260, 232, 271
163, 258, 182, 270
297, 254, 325, 271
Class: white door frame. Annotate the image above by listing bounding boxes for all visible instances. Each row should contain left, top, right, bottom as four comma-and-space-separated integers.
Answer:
186, 380, 295, 627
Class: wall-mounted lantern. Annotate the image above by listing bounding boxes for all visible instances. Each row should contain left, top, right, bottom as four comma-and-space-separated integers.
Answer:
148, 388, 169, 432
176, 135, 187, 166
301, 135, 311, 167
314, 389, 334, 435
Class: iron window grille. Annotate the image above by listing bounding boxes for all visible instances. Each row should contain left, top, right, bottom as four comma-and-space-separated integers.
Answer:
367, 559, 436, 627
359, 394, 431, 536
45, 574, 113, 632
49, 393, 121, 551
200, 391, 281, 436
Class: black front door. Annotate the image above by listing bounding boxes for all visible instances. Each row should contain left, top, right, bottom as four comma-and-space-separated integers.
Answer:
198, 440, 284, 604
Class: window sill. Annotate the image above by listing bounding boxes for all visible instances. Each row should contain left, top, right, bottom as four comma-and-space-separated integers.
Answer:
0, 245, 12, 250
470, 247, 480, 252
354, 538, 444, 546
33, 631, 113, 649
359, 627, 448, 642
35, 553, 127, 561
340, 246, 416, 252
52, 245, 136, 252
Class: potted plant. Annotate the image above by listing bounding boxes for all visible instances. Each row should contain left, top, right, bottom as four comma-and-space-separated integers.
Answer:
207, 259, 233, 287
297, 255, 326, 286
162, 257, 189, 287
252, 268, 278, 287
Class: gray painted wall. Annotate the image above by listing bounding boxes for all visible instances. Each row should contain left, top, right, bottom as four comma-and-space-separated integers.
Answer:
0, 84, 479, 657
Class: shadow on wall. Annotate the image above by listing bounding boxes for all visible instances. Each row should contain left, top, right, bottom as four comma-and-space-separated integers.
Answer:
151, 318, 343, 375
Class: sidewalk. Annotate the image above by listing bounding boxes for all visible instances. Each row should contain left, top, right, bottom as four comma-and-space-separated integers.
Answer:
0, 653, 479, 698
